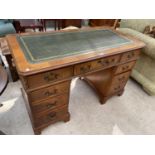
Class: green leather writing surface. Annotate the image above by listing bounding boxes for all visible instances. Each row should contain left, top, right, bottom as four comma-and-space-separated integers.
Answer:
17, 29, 132, 63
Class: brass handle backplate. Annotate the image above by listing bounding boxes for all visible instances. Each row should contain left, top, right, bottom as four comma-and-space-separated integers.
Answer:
122, 65, 129, 71
80, 65, 91, 73
44, 72, 59, 82
118, 76, 126, 82
98, 58, 115, 66
114, 85, 121, 91
127, 52, 135, 59
46, 101, 57, 108
44, 89, 57, 96
48, 112, 56, 120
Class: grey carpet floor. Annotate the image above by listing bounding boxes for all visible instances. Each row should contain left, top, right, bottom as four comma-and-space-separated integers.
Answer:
0, 78, 155, 135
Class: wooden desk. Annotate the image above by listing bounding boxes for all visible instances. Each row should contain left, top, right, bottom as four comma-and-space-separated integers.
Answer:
6, 27, 145, 134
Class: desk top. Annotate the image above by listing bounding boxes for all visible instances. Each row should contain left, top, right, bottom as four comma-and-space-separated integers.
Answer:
6, 27, 145, 75
16, 29, 132, 63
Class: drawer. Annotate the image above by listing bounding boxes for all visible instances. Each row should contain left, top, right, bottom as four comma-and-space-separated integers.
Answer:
26, 66, 73, 89
31, 93, 69, 113
109, 84, 124, 95
108, 71, 131, 95
34, 105, 68, 128
94, 55, 120, 69
28, 81, 70, 103
112, 71, 131, 85
74, 55, 120, 75
120, 50, 140, 63
115, 61, 136, 74
74, 61, 95, 75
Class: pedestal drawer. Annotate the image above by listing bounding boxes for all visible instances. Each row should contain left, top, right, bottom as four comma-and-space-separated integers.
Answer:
25, 66, 73, 89
120, 50, 140, 63
108, 71, 131, 95
34, 105, 68, 128
115, 61, 136, 74
28, 81, 70, 102
31, 93, 69, 113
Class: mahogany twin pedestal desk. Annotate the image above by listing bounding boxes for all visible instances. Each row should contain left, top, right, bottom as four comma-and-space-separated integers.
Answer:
6, 27, 145, 134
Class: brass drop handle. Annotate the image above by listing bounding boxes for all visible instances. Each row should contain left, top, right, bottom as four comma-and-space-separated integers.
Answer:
105, 60, 110, 64
127, 52, 135, 59
98, 60, 104, 65
48, 112, 56, 120
122, 65, 129, 70
98, 59, 112, 65
44, 89, 57, 96
111, 58, 115, 62
118, 76, 126, 81
46, 101, 57, 108
114, 85, 121, 90
44, 72, 59, 82
80, 65, 91, 73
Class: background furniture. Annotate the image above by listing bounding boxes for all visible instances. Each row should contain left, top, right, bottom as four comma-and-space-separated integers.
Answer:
0, 20, 17, 82
89, 19, 120, 29
0, 19, 16, 37
13, 19, 43, 33
41, 19, 58, 31
0, 57, 8, 95
6, 27, 144, 134
0, 38, 19, 82
118, 19, 155, 95
57, 19, 82, 29
40, 19, 82, 31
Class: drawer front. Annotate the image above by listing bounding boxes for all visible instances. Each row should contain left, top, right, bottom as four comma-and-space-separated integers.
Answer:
108, 71, 131, 95
115, 61, 136, 74
34, 106, 68, 128
26, 66, 73, 89
74, 61, 95, 75
31, 94, 69, 113
94, 55, 120, 69
120, 50, 140, 63
74, 55, 120, 75
28, 81, 70, 102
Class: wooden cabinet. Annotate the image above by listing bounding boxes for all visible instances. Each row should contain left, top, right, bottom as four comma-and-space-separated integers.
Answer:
89, 19, 120, 29
58, 19, 82, 29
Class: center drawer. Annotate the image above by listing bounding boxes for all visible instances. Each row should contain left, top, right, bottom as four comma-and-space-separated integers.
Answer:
74, 54, 120, 75
28, 81, 71, 103
25, 66, 73, 89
